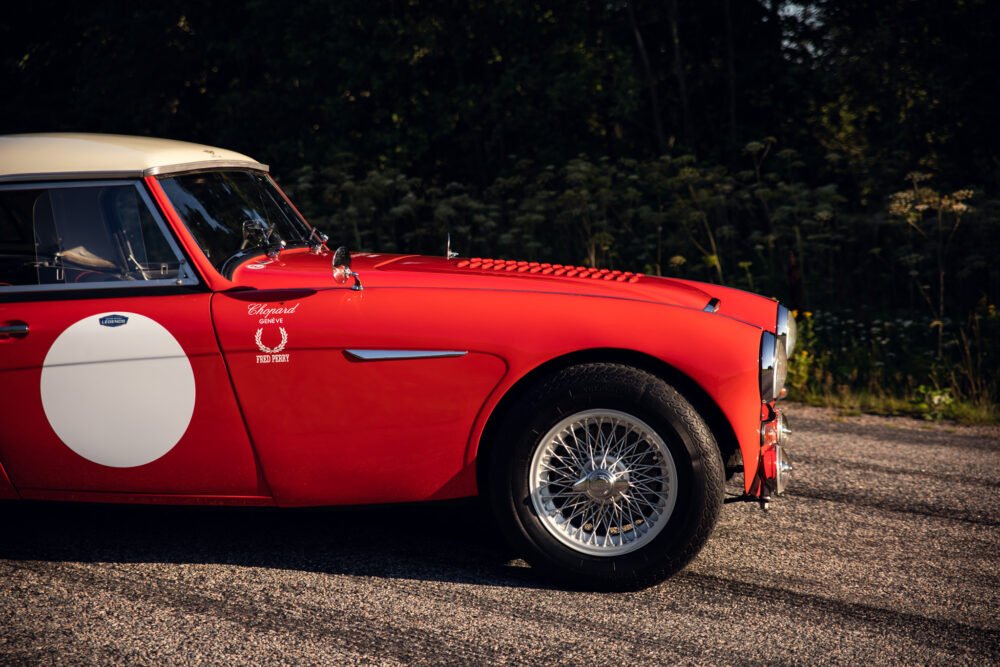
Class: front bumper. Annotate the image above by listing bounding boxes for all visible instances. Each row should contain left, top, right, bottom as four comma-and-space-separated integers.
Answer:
751, 305, 795, 506
758, 406, 793, 502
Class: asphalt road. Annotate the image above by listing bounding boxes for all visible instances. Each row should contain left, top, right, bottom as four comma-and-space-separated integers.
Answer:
1, 405, 998, 665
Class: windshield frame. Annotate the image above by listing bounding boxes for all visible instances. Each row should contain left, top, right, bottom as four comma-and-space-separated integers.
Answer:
154, 168, 315, 279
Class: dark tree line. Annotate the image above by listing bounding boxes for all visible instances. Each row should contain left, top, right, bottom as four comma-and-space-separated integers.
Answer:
5, 2, 998, 191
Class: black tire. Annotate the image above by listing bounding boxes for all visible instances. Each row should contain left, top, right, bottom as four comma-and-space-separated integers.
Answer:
487, 362, 725, 590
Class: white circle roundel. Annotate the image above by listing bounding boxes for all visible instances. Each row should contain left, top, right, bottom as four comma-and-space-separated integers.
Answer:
40, 312, 196, 468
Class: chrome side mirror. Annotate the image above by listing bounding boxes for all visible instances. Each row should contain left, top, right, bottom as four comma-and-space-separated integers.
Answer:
332, 246, 351, 269
332, 246, 363, 291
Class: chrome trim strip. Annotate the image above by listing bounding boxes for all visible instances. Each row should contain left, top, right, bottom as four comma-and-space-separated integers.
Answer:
0, 277, 195, 295
760, 331, 778, 402
704, 297, 720, 313
776, 304, 788, 334
0, 178, 142, 190
144, 160, 269, 176
0, 170, 143, 183
0, 323, 29, 336
776, 304, 797, 356
0, 160, 268, 183
345, 349, 468, 361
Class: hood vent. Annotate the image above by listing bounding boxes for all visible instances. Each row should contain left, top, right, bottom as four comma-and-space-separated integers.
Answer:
456, 258, 643, 283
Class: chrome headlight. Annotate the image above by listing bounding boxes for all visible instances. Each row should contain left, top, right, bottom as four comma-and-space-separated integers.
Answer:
760, 331, 788, 402
777, 304, 797, 357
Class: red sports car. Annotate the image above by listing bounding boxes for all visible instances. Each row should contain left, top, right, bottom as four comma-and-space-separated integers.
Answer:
0, 133, 793, 589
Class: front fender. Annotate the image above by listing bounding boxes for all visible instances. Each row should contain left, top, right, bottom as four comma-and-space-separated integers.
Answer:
455, 291, 764, 491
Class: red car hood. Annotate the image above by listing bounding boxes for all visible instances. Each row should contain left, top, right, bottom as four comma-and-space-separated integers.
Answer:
230, 250, 779, 331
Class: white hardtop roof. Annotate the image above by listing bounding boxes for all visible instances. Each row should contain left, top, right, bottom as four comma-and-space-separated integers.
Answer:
0, 133, 268, 182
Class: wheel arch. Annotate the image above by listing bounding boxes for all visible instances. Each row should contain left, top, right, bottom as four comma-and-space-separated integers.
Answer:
474, 347, 741, 495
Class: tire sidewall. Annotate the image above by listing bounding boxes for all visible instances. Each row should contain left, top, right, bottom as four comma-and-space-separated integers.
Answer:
491, 366, 720, 587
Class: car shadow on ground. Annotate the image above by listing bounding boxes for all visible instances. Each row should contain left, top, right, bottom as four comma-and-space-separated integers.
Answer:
0, 499, 555, 590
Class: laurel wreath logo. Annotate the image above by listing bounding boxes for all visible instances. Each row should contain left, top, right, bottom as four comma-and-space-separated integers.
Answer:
255, 327, 288, 354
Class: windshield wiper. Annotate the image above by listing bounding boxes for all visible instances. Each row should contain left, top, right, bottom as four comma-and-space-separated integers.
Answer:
221, 221, 287, 278
243, 218, 285, 258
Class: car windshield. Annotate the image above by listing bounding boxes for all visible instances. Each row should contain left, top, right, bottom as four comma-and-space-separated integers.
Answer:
158, 170, 310, 273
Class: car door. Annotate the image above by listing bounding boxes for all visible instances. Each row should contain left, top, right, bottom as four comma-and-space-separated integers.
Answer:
0, 179, 264, 499
211, 285, 508, 508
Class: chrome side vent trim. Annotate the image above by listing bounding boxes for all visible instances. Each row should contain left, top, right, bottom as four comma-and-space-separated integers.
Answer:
344, 349, 468, 361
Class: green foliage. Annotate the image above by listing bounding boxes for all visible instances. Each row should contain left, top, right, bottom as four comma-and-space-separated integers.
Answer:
285, 148, 851, 295
787, 301, 999, 423
913, 385, 954, 422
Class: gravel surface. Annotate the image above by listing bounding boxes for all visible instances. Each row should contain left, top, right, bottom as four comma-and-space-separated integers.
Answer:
2, 405, 998, 665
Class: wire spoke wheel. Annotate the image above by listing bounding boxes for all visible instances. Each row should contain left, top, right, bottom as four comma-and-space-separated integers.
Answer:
529, 409, 678, 557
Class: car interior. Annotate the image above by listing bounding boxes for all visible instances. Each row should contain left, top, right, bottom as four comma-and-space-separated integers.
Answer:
0, 184, 184, 288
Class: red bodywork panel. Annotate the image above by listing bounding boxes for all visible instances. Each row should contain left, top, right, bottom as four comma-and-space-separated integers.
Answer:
231, 251, 720, 312
0, 175, 777, 506
210, 273, 765, 505
220, 248, 773, 500
0, 295, 264, 496
213, 286, 508, 505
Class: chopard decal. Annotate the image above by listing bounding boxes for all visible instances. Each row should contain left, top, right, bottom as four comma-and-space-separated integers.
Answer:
248, 303, 300, 316
248, 303, 300, 324
248, 303, 298, 364
99, 314, 129, 328
255, 327, 289, 364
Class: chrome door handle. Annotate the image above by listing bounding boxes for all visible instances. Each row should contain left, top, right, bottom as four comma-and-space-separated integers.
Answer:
0, 323, 29, 338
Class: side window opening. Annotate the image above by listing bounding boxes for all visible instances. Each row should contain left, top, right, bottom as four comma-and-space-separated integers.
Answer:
0, 182, 193, 290
0, 190, 39, 286
48, 187, 122, 282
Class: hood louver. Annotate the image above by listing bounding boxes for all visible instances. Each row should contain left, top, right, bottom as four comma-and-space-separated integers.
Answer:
457, 258, 643, 283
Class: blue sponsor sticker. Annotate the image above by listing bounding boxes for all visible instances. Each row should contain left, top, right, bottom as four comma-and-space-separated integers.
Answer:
99, 314, 129, 328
